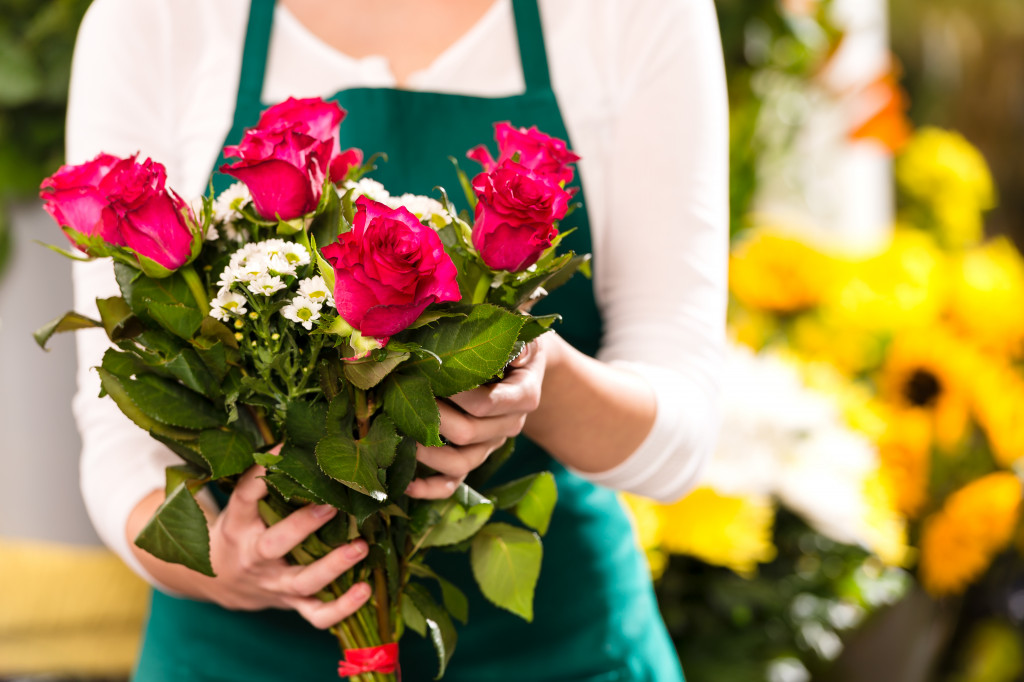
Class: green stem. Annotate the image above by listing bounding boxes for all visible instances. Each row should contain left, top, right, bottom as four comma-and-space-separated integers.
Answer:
180, 264, 210, 316
471, 271, 493, 305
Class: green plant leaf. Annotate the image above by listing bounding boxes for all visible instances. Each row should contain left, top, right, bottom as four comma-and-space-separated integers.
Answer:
162, 349, 222, 400
285, 400, 328, 449
484, 472, 558, 536
134, 482, 214, 576
407, 564, 469, 625
115, 262, 196, 320
412, 484, 493, 549
406, 582, 458, 679
343, 351, 410, 390
517, 314, 560, 345
95, 296, 143, 342
263, 472, 317, 504
403, 304, 524, 397
401, 592, 428, 637
387, 437, 419, 497
316, 416, 398, 501
119, 373, 224, 430
470, 522, 542, 622
96, 366, 199, 442
382, 374, 442, 446
150, 432, 210, 471
33, 311, 101, 350
163, 464, 209, 498
199, 429, 255, 479
273, 442, 352, 510
149, 301, 204, 340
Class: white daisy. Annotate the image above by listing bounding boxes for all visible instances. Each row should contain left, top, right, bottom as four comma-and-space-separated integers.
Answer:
297, 276, 333, 305
213, 182, 252, 223
247, 272, 286, 296
342, 178, 390, 202
386, 193, 447, 222
210, 291, 248, 321
216, 263, 245, 290
281, 296, 323, 330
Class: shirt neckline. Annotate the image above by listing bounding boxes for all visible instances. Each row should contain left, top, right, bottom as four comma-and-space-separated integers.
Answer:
274, 0, 508, 90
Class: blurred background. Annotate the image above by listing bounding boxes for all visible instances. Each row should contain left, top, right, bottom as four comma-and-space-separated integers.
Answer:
3, 0, 1024, 680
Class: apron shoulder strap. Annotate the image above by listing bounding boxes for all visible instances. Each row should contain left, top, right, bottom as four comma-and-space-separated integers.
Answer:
233, 0, 276, 127
512, 0, 552, 92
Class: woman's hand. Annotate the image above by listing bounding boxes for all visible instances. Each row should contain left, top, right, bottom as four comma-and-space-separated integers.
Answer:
127, 465, 372, 630
406, 339, 548, 498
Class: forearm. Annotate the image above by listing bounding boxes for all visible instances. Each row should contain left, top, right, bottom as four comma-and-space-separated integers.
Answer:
522, 333, 656, 473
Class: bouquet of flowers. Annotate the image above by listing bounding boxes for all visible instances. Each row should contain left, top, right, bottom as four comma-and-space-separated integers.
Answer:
37, 97, 588, 681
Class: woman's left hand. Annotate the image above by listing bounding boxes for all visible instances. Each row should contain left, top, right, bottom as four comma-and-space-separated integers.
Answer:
406, 339, 548, 499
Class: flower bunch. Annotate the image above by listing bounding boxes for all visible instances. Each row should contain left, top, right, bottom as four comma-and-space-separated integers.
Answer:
38, 98, 586, 680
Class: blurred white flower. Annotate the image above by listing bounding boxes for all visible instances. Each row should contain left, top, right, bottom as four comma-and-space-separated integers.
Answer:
213, 182, 252, 223
247, 272, 286, 296
281, 296, 322, 330
210, 291, 248, 321
298, 276, 333, 305
343, 178, 389, 202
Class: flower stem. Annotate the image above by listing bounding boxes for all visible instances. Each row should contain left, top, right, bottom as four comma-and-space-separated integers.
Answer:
471, 271, 493, 305
180, 264, 210, 316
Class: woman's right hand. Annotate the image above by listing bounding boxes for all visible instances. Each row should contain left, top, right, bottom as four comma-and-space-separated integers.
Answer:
127, 465, 372, 630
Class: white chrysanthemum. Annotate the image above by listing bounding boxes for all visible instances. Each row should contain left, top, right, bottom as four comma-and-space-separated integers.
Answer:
385, 193, 448, 221
204, 223, 221, 242
298, 276, 333, 305
213, 182, 252, 223
343, 178, 390, 202
210, 291, 248, 321
216, 263, 246, 290
247, 272, 286, 296
281, 296, 322, 330
265, 253, 297, 277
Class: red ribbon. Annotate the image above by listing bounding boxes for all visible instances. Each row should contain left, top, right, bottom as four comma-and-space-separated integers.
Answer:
337, 643, 400, 678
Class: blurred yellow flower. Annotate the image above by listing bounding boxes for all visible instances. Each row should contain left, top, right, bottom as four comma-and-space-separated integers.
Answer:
919, 472, 1023, 596
860, 471, 912, 567
877, 408, 933, 518
621, 494, 669, 580
791, 312, 887, 375
825, 228, 947, 336
730, 230, 836, 313
947, 237, 1024, 357
879, 327, 977, 452
968, 355, 1024, 470
658, 488, 777, 577
896, 127, 996, 248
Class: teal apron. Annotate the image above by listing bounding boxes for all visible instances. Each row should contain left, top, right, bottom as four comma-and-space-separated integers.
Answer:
134, 2, 684, 680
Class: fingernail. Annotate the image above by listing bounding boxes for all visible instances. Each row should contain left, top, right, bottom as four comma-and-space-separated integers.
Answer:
357, 582, 373, 599
312, 504, 336, 518
345, 541, 368, 559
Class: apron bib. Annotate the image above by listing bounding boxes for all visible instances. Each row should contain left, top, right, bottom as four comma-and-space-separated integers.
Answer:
134, 2, 683, 680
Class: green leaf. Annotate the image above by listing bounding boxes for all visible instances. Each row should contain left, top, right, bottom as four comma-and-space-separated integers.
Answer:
407, 309, 467, 330
470, 523, 542, 622
285, 400, 328, 449
163, 349, 222, 400
273, 442, 352, 510
311, 235, 336, 294
33, 311, 101, 350
119, 373, 224, 430
150, 431, 209, 471
115, 262, 196, 320
96, 366, 199, 442
253, 451, 283, 467
517, 314, 560, 345
387, 437, 419, 497
484, 472, 558, 536
199, 317, 239, 350
164, 464, 209, 498
343, 351, 410, 390
316, 416, 398, 501
193, 340, 230, 381
134, 482, 214, 576
407, 564, 469, 625
406, 582, 458, 679
412, 484, 493, 549
382, 374, 442, 446
263, 472, 317, 503
95, 296, 143, 342
199, 429, 255, 479
401, 592, 428, 638
403, 304, 524, 397
149, 302, 205, 340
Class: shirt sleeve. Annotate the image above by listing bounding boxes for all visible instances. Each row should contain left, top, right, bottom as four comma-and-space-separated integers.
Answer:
66, 0, 194, 583
567, 0, 729, 502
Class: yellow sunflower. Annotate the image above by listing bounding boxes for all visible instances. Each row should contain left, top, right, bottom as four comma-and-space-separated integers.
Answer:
658, 487, 777, 577
919, 472, 1023, 597
620, 494, 669, 579
968, 354, 1024, 470
729, 229, 837, 313
877, 407, 933, 518
947, 237, 1024, 358
878, 327, 978, 453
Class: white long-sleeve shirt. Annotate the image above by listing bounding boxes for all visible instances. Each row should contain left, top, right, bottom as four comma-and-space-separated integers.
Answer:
67, 0, 729, 580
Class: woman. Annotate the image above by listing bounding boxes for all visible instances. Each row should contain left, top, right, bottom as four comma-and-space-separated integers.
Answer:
67, 0, 728, 679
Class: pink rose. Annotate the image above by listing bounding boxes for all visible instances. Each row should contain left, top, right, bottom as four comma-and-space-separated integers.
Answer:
99, 156, 199, 270
471, 160, 571, 272
221, 123, 331, 221
254, 96, 364, 184
468, 122, 580, 186
321, 197, 461, 338
40, 153, 124, 249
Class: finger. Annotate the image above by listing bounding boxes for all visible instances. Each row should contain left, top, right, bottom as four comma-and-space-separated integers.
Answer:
446, 365, 541, 418
406, 475, 463, 499
256, 503, 339, 561
509, 341, 536, 367
285, 540, 369, 597
437, 400, 525, 443
415, 439, 499, 480
221, 465, 269, 534
286, 582, 373, 630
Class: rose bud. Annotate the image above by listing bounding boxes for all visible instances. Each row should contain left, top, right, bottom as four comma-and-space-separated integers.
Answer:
255, 96, 364, 184
471, 159, 572, 272
99, 155, 200, 272
321, 196, 461, 339
221, 123, 331, 221
40, 152, 124, 252
467, 122, 580, 186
